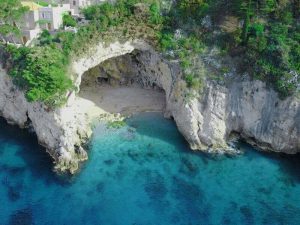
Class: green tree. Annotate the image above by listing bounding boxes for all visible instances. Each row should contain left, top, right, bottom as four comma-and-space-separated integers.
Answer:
149, 2, 163, 25
63, 14, 77, 27
293, 0, 300, 18
240, 0, 254, 45
0, 0, 29, 43
38, 30, 53, 46
177, 0, 209, 20
7, 45, 73, 107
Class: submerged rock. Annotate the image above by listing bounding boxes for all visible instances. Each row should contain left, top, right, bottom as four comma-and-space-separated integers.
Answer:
9, 207, 34, 225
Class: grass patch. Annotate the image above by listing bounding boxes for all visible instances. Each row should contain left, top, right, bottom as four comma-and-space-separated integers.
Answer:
106, 120, 127, 129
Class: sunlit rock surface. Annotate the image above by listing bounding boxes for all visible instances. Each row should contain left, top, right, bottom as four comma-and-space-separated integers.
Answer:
0, 40, 299, 173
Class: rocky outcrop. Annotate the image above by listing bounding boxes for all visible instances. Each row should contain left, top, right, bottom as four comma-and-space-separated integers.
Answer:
0, 40, 158, 174
0, 67, 91, 173
85, 48, 300, 154
0, 39, 299, 173
70, 40, 153, 91
169, 79, 300, 153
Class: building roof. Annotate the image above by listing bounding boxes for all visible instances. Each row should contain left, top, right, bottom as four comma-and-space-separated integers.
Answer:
21, 2, 43, 11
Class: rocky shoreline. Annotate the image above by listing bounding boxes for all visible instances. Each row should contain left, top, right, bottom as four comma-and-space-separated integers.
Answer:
0, 40, 299, 173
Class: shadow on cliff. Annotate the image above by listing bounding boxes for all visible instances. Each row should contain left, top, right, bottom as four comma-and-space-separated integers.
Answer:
0, 117, 71, 186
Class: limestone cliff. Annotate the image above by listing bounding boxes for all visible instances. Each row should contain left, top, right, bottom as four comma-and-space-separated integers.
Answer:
170, 79, 300, 153
0, 40, 299, 173
0, 67, 91, 173
78, 44, 299, 154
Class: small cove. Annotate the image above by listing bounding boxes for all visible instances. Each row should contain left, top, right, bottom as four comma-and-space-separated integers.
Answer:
0, 113, 300, 225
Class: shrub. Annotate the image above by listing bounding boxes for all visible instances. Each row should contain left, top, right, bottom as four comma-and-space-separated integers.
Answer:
250, 23, 264, 37
177, 0, 209, 20
38, 29, 53, 46
149, 2, 163, 25
185, 73, 201, 89
107, 120, 126, 129
54, 31, 75, 56
7, 45, 73, 107
4, 0, 298, 108
158, 32, 176, 51
35, 1, 58, 7
63, 14, 77, 27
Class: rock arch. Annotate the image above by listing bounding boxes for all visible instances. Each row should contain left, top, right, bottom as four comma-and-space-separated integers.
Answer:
1, 39, 298, 174
68, 40, 177, 115
71, 40, 155, 91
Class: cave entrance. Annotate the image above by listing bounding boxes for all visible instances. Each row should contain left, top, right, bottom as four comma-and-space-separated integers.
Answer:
78, 50, 166, 116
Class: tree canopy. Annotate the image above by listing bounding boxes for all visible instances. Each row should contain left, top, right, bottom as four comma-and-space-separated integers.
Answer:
0, 0, 29, 40
6, 45, 73, 107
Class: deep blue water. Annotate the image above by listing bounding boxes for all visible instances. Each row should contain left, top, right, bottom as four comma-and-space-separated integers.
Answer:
0, 113, 300, 225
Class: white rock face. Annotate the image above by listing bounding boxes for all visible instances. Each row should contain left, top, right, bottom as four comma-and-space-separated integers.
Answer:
227, 80, 299, 153
0, 67, 91, 173
0, 40, 299, 173
0, 40, 154, 173
170, 80, 300, 153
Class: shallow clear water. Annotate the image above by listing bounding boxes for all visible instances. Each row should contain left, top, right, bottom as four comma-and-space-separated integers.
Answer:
0, 113, 300, 225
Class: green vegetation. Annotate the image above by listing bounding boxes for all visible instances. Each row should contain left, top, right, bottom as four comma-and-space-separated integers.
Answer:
3, 44, 72, 107
228, 0, 300, 96
63, 14, 77, 27
37, 30, 54, 46
177, 0, 210, 20
167, 0, 300, 96
0, 0, 299, 107
35, 1, 58, 7
0, 0, 29, 42
0, 0, 73, 108
107, 120, 127, 129
79, 0, 206, 90
183, 0, 300, 97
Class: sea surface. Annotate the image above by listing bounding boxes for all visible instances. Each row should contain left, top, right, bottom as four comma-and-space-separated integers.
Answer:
0, 113, 300, 225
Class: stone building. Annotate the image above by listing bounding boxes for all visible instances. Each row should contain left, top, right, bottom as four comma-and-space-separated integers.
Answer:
38, 3, 73, 30
9, 1, 74, 45
4, 0, 109, 45
39, 0, 112, 15
42, 0, 94, 15
13, 2, 42, 45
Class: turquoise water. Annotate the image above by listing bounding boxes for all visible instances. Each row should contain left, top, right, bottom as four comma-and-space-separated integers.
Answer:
0, 113, 300, 225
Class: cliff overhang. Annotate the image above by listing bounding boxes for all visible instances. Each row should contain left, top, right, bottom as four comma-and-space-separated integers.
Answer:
0, 40, 299, 174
